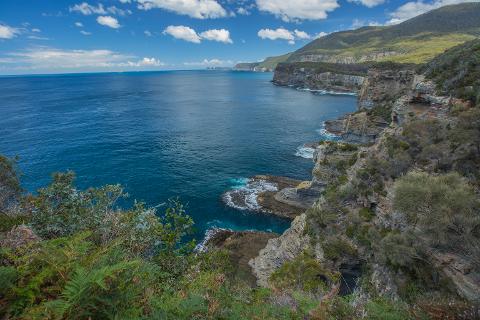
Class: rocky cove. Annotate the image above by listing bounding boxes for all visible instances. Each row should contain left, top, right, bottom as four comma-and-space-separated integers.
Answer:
207, 61, 480, 304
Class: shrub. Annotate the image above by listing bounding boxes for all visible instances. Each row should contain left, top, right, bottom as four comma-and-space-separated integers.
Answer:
270, 252, 338, 294
0, 155, 22, 215
393, 171, 480, 266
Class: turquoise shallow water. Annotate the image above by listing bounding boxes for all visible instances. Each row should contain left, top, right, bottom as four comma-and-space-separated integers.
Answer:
0, 70, 356, 239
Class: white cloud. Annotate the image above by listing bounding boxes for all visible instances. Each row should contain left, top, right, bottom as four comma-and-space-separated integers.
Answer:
70, 3, 131, 16
136, 0, 227, 19
0, 24, 20, 39
294, 29, 311, 40
314, 32, 328, 39
75, 22, 84, 27
31, 28, 41, 33
199, 29, 233, 43
80, 30, 92, 35
258, 28, 294, 41
0, 47, 165, 72
97, 16, 121, 29
119, 0, 131, 3
258, 27, 312, 44
164, 26, 233, 44
144, 30, 152, 36
388, 0, 480, 25
256, 0, 339, 22
236, 7, 251, 15
351, 19, 383, 29
70, 2, 107, 15
107, 6, 132, 16
120, 57, 165, 67
183, 58, 233, 67
163, 25, 201, 43
27, 35, 49, 40
348, 0, 385, 8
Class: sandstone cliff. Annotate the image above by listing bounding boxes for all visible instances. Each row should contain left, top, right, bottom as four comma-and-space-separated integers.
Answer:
249, 64, 480, 304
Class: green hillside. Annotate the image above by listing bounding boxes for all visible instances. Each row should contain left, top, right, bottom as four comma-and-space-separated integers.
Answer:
287, 3, 480, 64
422, 39, 480, 104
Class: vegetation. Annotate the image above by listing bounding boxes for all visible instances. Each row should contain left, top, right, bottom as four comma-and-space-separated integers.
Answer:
287, 3, 480, 64
422, 39, 480, 105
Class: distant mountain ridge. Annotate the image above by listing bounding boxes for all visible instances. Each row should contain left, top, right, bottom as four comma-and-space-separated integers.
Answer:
236, 3, 480, 70
234, 53, 291, 72
288, 3, 480, 64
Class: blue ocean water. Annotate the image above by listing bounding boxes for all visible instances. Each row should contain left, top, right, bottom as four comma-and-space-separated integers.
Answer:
0, 70, 356, 238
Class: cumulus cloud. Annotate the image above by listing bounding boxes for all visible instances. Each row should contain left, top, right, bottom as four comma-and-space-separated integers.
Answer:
0, 24, 20, 39
75, 22, 84, 27
183, 58, 233, 67
388, 0, 480, 25
70, 2, 107, 15
120, 57, 165, 67
136, 0, 227, 19
256, 0, 339, 22
164, 25, 233, 43
0, 47, 164, 71
351, 19, 383, 29
97, 16, 121, 29
80, 30, 92, 35
348, 0, 385, 8
163, 25, 201, 43
258, 28, 294, 41
70, 2, 131, 16
257, 28, 312, 44
293, 29, 311, 40
315, 32, 328, 39
199, 29, 233, 43
144, 30, 152, 36
236, 7, 251, 15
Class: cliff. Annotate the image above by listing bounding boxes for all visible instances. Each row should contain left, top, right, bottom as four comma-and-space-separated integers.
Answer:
273, 62, 369, 93
249, 49, 480, 307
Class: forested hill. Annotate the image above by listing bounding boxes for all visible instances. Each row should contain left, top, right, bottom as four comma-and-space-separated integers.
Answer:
287, 3, 480, 64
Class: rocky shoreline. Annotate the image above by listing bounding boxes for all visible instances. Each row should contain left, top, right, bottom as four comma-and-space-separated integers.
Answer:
209, 59, 480, 303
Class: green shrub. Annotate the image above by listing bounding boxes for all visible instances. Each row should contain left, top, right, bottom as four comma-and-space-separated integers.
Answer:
323, 237, 357, 261
270, 252, 338, 294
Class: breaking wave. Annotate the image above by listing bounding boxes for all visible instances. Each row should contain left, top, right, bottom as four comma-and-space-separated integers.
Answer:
223, 178, 278, 211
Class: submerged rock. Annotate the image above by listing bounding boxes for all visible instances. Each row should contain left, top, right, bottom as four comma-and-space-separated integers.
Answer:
223, 175, 312, 219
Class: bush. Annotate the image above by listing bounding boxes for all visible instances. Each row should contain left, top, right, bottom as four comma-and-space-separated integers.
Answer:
270, 252, 338, 294
393, 171, 480, 265
0, 155, 22, 215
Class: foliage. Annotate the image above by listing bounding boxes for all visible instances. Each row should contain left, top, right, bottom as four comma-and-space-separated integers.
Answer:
288, 3, 480, 64
423, 39, 480, 104
270, 252, 338, 294
0, 155, 22, 215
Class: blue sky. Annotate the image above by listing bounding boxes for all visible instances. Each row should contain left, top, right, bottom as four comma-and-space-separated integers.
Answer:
0, 0, 473, 74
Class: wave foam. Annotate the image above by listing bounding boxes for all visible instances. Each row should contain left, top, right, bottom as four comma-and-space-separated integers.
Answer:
295, 145, 315, 159
296, 87, 357, 96
316, 122, 340, 141
195, 227, 230, 253
223, 178, 278, 211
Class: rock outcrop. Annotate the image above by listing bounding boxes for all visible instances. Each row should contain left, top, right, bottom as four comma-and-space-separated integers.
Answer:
249, 214, 312, 287
358, 68, 416, 110
273, 63, 367, 93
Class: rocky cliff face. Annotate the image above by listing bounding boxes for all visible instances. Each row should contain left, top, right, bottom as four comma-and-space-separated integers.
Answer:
273, 66, 365, 93
358, 68, 416, 110
249, 64, 480, 304
296, 51, 399, 64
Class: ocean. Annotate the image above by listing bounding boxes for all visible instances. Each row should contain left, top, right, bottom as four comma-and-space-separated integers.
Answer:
0, 70, 356, 239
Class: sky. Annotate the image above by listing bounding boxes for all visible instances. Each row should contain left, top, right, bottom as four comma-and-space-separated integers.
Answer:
0, 0, 477, 75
